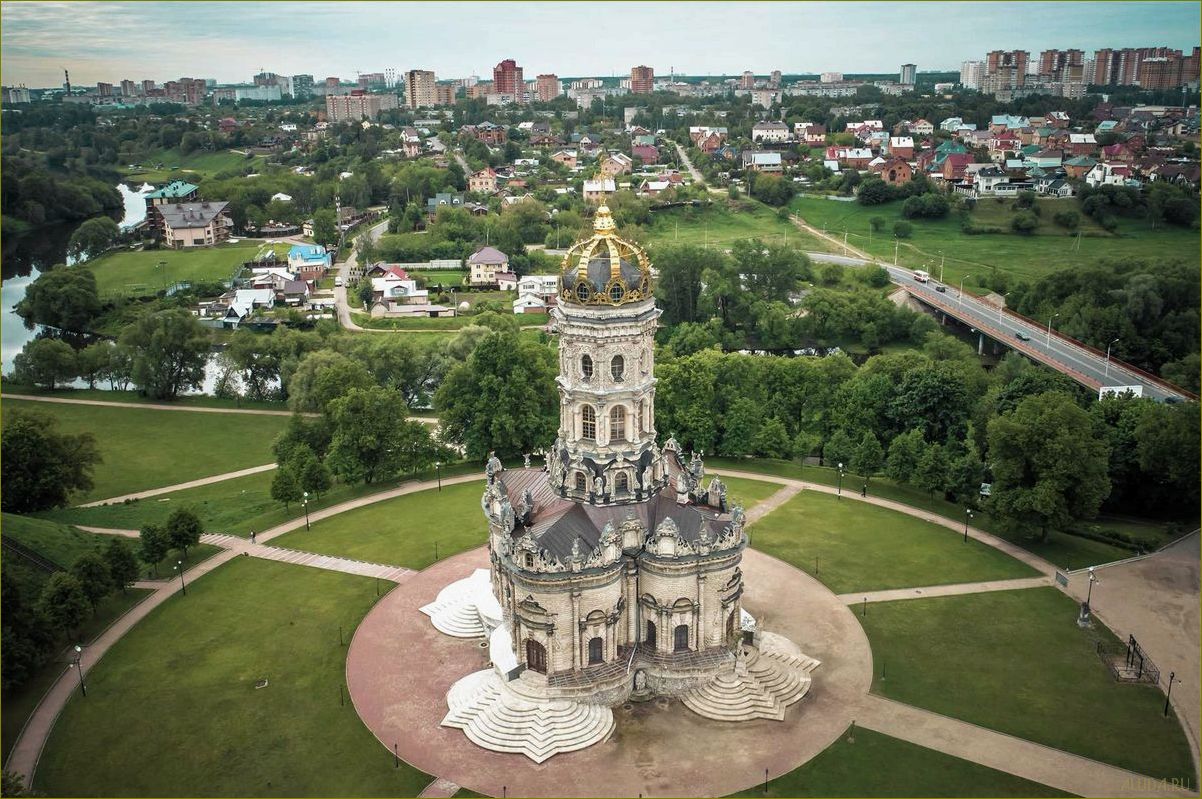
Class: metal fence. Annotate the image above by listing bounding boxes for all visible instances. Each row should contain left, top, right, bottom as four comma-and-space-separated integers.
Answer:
1096, 634, 1160, 685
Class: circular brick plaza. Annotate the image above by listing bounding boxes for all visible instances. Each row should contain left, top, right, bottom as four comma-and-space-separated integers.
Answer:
346, 546, 873, 798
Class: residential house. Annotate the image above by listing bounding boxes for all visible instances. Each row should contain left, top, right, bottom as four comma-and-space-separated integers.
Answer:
1101, 143, 1135, 163
495, 271, 519, 292
1085, 162, 1135, 188
467, 246, 510, 287
400, 126, 422, 158
973, 165, 1009, 195
1034, 176, 1074, 197
910, 118, 934, 136
145, 180, 200, 235
632, 143, 659, 164
1068, 133, 1097, 156
468, 168, 498, 193
940, 116, 964, 132
516, 275, 559, 302
873, 156, 913, 185
1150, 162, 1201, 189
159, 202, 231, 248
287, 244, 331, 281
751, 121, 791, 143
599, 152, 634, 178
638, 179, 673, 197
888, 136, 914, 158
1062, 155, 1097, 180
1048, 111, 1071, 128
696, 131, 725, 154
463, 121, 506, 145
583, 178, 616, 203
825, 146, 872, 169
742, 151, 783, 173
988, 134, 1021, 161
277, 279, 311, 306
1029, 149, 1064, 169
426, 192, 466, 218
513, 294, 549, 314
939, 153, 974, 181
989, 115, 1029, 133
551, 150, 578, 169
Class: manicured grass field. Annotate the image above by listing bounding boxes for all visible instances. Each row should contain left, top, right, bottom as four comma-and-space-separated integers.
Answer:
729, 726, 1069, 797
3, 399, 288, 503
642, 198, 806, 252
709, 456, 1137, 569
791, 196, 1200, 286
86, 243, 265, 297
33, 558, 432, 797
1, 385, 291, 412
749, 490, 1037, 593
2, 512, 221, 577
859, 588, 1194, 780
41, 461, 481, 539
709, 473, 785, 510
271, 481, 486, 568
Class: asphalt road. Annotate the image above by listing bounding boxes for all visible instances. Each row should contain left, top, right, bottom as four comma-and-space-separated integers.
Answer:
802, 250, 1188, 402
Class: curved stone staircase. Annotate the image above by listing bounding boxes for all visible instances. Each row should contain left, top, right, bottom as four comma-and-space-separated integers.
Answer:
442, 669, 615, 763
420, 569, 501, 638
680, 636, 820, 722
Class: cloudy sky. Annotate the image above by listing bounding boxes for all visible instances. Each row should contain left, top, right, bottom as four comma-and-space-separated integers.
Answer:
2, 1, 1198, 87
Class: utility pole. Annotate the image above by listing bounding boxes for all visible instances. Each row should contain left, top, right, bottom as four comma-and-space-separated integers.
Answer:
893, 238, 899, 266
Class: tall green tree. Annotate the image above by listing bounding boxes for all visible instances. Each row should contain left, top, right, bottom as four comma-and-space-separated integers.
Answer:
986, 392, 1111, 540
435, 332, 558, 458
271, 463, 304, 509
165, 508, 203, 560
885, 428, 925, 484
822, 428, 855, 469
1, 410, 100, 512
138, 524, 169, 576
10, 337, 77, 390
74, 341, 112, 389
287, 350, 375, 413
119, 308, 210, 399
103, 537, 140, 594
914, 442, 950, 500
67, 216, 120, 261
850, 431, 885, 482
69, 552, 113, 610
327, 386, 436, 483
654, 244, 725, 326
16, 267, 101, 331
311, 208, 339, 247
38, 573, 89, 639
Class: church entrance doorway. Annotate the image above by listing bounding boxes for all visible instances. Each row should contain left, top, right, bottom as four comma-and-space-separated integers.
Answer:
525, 639, 547, 673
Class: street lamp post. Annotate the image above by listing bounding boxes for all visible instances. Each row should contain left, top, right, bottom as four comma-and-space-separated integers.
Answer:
1045, 313, 1060, 347
1164, 671, 1177, 716
836, 463, 844, 499
72, 645, 87, 697
963, 509, 974, 543
939, 252, 945, 283
1105, 338, 1120, 378
435, 461, 442, 492
173, 560, 186, 596
303, 491, 311, 531
1085, 566, 1097, 607
958, 275, 973, 307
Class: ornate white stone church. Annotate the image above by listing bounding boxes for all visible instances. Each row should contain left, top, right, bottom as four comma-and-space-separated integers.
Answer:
422, 207, 819, 762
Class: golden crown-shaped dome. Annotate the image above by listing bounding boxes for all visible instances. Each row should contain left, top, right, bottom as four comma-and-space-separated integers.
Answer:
559, 205, 653, 306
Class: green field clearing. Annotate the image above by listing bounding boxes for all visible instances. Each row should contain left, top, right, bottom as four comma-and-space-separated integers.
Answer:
642, 199, 808, 253
708, 457, 1145, 569
3, 399, 288, 502
729, 726, 1069, 797
33, 558, 432, 797
749, 490, 1037, 594
860, 588, 1194, 780
354, 312, 550, 330
1, 386, 290, 412
40, 461, 481, 538
86, 244, 264, 297
122, 148, 264, 182
791, 196, 1200, 285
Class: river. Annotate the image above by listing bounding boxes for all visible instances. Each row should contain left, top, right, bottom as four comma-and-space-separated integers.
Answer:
1, 182, 224, 393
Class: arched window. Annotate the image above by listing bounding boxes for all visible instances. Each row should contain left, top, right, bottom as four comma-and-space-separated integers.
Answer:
611, 355, 625, 381
645, 620, 657, 648
674, 624, 690, 652
609, 282, 624, 303
581, 405, 596, 440
575, 472, 586, 492
525, 639, 547, 673
609, 406, 626, 441
615, 472, 629, 493
588, 636, 604, 664
580, 354, 593, 380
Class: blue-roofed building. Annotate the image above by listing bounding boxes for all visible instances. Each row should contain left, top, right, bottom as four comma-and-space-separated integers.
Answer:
1096, 120, 1119, 133
989, 114, 1029, 132
288, 244, 331, 280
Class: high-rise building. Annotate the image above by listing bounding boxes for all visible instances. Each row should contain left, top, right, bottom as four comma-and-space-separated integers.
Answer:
326, 89, 399, 122
770, 69, 782, 85
900, 63, 917, 85
493, 59, 525, 101
325, 76, 341, 89
820, 71, 844, 83
96, 82, 113, 97
981, 50, 1029, 97
406, 69, 437, 108
254, 71, 279, 87
141, 79, 156, 94
436, 84, 457, 105
630, 65, 654, 94
740, 70, 755, 89
291, 74, 314, 99
535, 73, 561, 103
1092, 47, 1181, 86
119, 79, 136, 96
960, 60, 983, 89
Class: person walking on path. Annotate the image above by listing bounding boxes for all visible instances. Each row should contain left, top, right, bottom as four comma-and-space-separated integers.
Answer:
250, 530, 256, 544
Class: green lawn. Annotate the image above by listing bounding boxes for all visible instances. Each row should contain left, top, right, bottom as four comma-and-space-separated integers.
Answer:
2, 512, 220, 578
709, 457, 1136, 569
791, 196, 1200, 287
39, 460, 480, 539
860, 588, 1194, 781
710, 473, 785, 510
86, 243, 265, 297
354, 312, 550, 330
34, 558, 432, 797
272, 481, 486, 568
729, 726, 1069, 797
122, 148, 264, 182
749, 490, 1037, 594
642, 198, 803, 252
4, 399, 288, 503
1, 385, 291, 412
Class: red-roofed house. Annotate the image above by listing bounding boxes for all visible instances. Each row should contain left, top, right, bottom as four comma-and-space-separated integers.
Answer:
940, 153, 974, 181
631, 144, 659, 164
873, 157, 913, 185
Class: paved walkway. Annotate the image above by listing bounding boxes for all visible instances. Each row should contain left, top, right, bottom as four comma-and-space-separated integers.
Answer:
5, 548, 240, 783
418, 777, 461, 798
1061, 531, 1201, 781
78, 463, 279, 507
857, 695, 1194, 798
838, 575, 1052, 604
744, 483, 801, 525
200, 533, 412, 582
